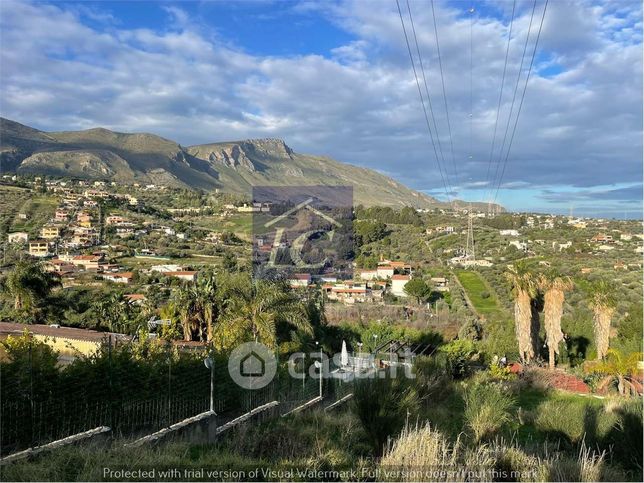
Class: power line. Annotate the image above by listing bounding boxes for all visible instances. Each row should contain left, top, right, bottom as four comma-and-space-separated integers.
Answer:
469, 3, 474, 168
484, 0, 516, 198
488, 0, 538, 201
493, 0, 548, 204
395, 0, 453, 203
405, 0, 454, 200
430, 0, 459, 187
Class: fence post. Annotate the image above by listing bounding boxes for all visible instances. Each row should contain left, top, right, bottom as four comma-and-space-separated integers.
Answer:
29, 340, 35, 448
0, 361, 3, 458
167, 347, 172, 427
108, 335, 114, 431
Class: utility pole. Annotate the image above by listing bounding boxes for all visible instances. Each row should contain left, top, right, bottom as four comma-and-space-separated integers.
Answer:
315, 341, 323, 399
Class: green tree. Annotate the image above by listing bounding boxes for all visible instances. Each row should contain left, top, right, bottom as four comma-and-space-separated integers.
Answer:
403, 278, 431, 304
355, 220, 387, 245
222, 251, 237, 272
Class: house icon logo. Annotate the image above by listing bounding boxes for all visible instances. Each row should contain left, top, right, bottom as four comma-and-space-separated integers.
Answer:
228, 342, 277, 389
240, 351, 265, 377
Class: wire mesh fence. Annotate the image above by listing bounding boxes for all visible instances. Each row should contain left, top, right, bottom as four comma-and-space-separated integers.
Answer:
0, 336, 353, 457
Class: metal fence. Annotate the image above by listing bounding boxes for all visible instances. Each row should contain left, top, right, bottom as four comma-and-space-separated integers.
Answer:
0, 337, 352, 457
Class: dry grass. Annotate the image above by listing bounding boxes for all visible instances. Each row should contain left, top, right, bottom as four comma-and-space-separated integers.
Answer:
463, 383, 516, 443
381, 423, 624, 482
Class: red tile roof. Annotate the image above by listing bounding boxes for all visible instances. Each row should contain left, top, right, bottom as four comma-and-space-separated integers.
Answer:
391, 275, 411, 280
290, 273, 311, 280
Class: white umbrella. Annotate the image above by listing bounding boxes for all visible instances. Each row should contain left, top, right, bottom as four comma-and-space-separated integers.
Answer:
341, 340, 349, 367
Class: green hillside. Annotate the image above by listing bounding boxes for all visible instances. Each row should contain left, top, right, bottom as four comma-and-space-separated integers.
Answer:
0, 118, 503, 210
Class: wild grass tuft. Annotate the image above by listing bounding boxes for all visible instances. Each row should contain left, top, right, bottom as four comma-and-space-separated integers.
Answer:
463, 383, 516, 443
351, 374, 419, 455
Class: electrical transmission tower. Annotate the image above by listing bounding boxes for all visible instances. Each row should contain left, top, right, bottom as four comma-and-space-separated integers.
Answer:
465, 208, 475, 261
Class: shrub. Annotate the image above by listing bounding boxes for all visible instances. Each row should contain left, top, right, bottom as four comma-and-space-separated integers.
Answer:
488, 364, 516, 382
413, 354, 451, 400
351, 375, 419, 455
463, 383, 515, 443
457, 318, 482, 341
533, 399, 618, 446
439, 340, 476, 378
601, 398, 643, 471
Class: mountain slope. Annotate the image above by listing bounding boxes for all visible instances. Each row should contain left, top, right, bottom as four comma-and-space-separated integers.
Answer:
0, 118, 501, 210
186, 139, 436, 207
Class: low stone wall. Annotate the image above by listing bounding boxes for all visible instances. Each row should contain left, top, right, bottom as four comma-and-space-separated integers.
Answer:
0, 426, 111, 464
126, 401, 281, 448
126, 410, 218, 448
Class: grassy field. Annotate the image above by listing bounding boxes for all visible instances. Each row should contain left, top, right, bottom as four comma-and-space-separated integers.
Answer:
0, 186, 36, 237
191, 214, 253, 239
455, 270, 505, 318
9, 195, 58, 236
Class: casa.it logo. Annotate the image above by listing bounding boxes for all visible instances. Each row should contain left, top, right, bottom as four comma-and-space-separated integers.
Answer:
228, 342, 277, 389
251, 186, 353, 279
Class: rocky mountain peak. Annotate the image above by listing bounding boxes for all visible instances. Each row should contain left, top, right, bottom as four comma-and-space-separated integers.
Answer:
243, 138, 293, 159
206, 143, 256, 172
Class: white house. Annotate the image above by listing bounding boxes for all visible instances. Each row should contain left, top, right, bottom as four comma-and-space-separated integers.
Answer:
102, 272, 133, 284
289, 273, 312, 288
151, 264, 183, 273
553, 241, 572, 251
391, 274, 410, 297
431, 277, 450, 292
7, 232, 28, 244
499, 229, 519, 236
509, 240, 528, 252
165, 271, 198, 282
358, 269, 379, 281
376, 265, 395, 279
105, 215, 127, 225
456, 258, 493, 268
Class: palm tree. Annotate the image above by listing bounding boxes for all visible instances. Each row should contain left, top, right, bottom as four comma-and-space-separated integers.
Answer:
2, 261, 60, 311
587, 348, 643, 396
217, 278, 311, 349
93, 293, 137, 334
506, 263, 538, 363
158, 301, 182, 340
172, 286, 199, 341
193, 273, 218, 341
91, 297, 113, 330
538, 272, 573, 370
588, 280, 617, 360
169, 272, 220, 342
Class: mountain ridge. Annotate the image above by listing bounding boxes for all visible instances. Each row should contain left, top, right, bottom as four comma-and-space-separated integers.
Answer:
0, 118, 502, 211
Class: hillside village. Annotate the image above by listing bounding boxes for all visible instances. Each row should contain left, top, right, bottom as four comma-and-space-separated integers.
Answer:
1, 175, 642, 330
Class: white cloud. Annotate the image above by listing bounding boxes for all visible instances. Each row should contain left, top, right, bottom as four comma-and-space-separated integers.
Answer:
0, 0, 641, 212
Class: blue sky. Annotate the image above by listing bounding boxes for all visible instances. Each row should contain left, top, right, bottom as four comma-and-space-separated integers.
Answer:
0, 0, 642, 218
